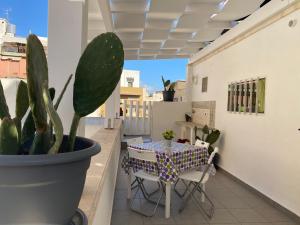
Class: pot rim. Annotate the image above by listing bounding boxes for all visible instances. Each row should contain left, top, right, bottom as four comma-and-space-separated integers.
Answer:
0, 136, 100, 167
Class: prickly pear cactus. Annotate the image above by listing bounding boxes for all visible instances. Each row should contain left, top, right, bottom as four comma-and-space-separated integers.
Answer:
73, 32, 124, 117
15, 81, 29, 120
49, 87, 55, 101
0, 80, 10, 119
26, 34, 48, 132
21, 111, 35, 145
42, 83, 63, 154
68, 32, 124, 152
0, 118, 19, 155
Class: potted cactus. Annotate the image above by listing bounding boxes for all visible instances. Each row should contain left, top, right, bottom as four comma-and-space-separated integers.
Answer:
0, 33, 124, 225
161, 76, 175, 101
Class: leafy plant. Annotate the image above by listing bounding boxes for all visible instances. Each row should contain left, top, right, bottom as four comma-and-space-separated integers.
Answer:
162, 130, 175, 140
161, 76, 175, 91
0, 32, 124, 155
196, 125, 220, 154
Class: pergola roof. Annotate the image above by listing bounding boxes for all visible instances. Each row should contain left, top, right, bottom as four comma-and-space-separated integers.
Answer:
88, 0, 265, 60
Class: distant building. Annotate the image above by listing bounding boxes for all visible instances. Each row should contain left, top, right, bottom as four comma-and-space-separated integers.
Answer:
120, 69, 139, 87
98, 69, 145, 117
120, 70, 144, 103
144, 91, 163, 102
0, 18, 47, 79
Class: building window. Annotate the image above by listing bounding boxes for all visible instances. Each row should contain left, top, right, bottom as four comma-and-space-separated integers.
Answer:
202, 77, 208, 92
227, 78, 265, 114
126, 77, 134, 87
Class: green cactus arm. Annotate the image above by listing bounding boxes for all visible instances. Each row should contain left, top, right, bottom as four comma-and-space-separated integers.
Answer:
13, 117, 21, 145
67, 32, 124, 152
42, 83, 63, 154
15, 80, 29, 120
205, 130, 220, 145
49, 87, 56, 101
29, 131, 51, 155
169, 82, 176, 91
21, 111, 35, 145
26, 34, 48, 132
73, 32, 124, 117
0, 118, 19, 155
67, 113, 81, 152
0, 80, 10, 119
54, 74, 73, 110
161, 76, 166, 91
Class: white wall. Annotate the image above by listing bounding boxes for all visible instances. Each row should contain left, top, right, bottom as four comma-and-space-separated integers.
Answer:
48, 0, 88, 136
151, 102, 192, 141
120, 70, 140, 87
190, 1, 300, 216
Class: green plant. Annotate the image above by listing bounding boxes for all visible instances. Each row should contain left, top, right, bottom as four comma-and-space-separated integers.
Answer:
196, 125, 220, 154
0, 32, 124, 155
162, 130, 175, 140
161, 76, 175, 91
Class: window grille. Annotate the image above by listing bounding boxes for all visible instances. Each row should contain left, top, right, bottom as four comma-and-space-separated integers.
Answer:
227, 78, 265, 114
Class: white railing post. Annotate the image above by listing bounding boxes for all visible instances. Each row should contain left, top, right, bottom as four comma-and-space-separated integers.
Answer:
135, 100, 139, 134
142, 101, 146, 134
129, 100, 133, 135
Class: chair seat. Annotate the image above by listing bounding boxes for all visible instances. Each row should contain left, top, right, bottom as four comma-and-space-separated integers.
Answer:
133, 170, 160, 182
178, 170, 210, 183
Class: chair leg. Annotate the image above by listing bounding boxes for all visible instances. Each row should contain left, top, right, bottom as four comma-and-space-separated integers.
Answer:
174, 179, 192, 198
129, 178, 164, 217
179, 183, 198, 213
141, 181, 160, 197
201, 183, 205, 202
179, 182, 215, 218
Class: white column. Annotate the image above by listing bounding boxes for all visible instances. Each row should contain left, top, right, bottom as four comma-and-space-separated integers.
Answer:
184, 64, 193, 102
48, 0, 88, 136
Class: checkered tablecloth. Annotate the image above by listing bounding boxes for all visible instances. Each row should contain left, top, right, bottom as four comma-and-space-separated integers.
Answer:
121, 141, 211, 183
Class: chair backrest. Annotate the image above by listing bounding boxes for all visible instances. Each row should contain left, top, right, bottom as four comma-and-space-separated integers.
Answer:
128, 147, 157, 163
126, 137, 143, 146
195, 139, 210, 149
198, 147, 219, 184
208, 147, 219, 164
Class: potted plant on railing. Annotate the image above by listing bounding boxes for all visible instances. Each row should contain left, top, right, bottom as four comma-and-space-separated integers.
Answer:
162, 76, 176, 101
0, 32, 124, 225
162, 129, 175, 149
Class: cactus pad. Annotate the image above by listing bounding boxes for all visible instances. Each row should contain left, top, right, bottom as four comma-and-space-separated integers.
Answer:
73, 32, 124, 117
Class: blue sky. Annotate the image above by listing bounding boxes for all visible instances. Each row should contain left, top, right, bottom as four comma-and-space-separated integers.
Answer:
0, 0, 188, 93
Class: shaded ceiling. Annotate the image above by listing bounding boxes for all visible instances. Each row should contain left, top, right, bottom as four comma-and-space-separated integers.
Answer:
89, 0, 266, 60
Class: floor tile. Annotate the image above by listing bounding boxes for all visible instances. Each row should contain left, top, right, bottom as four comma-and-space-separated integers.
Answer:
229, 209, 267, 223
256, 207, 297, 223
111, 211, 144, 225
208, 209, 239, 224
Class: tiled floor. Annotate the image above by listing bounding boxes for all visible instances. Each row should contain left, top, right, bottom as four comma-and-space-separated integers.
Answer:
111, 151, 299, 225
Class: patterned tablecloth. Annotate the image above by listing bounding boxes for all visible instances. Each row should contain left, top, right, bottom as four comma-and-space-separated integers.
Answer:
122, 141, 211, 183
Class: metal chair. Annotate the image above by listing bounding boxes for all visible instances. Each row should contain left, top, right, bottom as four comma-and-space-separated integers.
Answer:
174, 140, 210, 199
126, 137, 144, 146
176, 147, 219, 218
126, 137, 160, 196
128, 147, 165, 217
